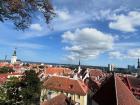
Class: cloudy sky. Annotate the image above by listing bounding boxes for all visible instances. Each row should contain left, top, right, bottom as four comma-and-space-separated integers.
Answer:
1, 0, 140, 67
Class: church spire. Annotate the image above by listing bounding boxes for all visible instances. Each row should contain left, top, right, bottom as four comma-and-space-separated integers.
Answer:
138, 58, 140, 69
78, 59, 81, 74
13, 48, 16, 56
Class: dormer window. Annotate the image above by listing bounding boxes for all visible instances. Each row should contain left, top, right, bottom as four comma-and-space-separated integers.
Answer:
70, 84, 73, 89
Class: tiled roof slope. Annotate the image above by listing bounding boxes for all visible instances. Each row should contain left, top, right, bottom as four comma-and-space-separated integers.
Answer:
43, 76, 88, 96
45, 67, 72, 76
93, 75, 117, 105
115, 76, 140, 105
89, 69, 104, 77
93, 75, 140, 105
41, 94, 75, 105
127, 76, 140, 88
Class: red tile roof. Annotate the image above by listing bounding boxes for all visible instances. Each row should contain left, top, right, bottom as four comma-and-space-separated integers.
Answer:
0, 74, 8, 84
0, 73, 22, 84
126, 76, 140, 89
43, 76, 88, 96
45, 67, 72, 76
115, 76, 140, 105
89, 69, 104, 77
93, 74, 140, 105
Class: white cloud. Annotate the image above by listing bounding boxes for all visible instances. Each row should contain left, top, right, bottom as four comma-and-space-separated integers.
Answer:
57, 10, 71, 21
127, 49, 140, 58
62, 28, 114, 60
30, 23, 42, 31
109, 51, 124, 59
109, 48, 140, 59
109, 11, 140, 32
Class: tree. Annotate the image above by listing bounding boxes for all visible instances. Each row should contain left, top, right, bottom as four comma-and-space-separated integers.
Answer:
0, 0, 55, 30
21, 70, 41, 105
0, 77, 23, 105
0, 66, 14, 74
0, 85, 7, 104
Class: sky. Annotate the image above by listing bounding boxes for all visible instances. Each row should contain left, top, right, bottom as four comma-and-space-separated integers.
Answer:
1, 0, 140, 68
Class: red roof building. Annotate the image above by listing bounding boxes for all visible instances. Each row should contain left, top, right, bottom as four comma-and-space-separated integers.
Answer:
43, 76, 88, 96
92, 74, 140, 105
45, 67, 72, 76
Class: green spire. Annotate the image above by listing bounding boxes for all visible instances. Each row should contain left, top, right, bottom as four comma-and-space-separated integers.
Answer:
12, 48, 16, 56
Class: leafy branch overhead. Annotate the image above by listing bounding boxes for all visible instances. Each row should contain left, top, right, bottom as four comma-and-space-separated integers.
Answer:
0, 0, 55, 30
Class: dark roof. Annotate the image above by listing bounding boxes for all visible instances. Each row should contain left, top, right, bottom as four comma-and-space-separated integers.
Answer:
93, 75, 116, 105
93, 75, 140, 105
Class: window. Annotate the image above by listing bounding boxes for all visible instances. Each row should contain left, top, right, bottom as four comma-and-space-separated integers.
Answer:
78, 95, 80, 99
70, 84, 73, 89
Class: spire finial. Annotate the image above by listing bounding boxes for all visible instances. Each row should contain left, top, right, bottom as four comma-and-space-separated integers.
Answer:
13, 48, 17, 56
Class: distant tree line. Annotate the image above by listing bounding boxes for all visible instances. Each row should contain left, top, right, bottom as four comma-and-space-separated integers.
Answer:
0, 66, 14, 73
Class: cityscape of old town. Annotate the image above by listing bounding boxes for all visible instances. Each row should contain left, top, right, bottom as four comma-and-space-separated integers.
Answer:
1, 0, 140, 105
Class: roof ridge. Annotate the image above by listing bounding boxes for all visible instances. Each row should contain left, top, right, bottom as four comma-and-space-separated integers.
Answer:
114, 74, 118, 105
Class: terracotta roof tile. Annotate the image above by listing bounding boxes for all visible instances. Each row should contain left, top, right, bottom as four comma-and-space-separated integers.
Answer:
43, 76, 88, 96
115, 76, 140, 105
93, 74, 140, 105
45, 67, 72, 76
127, 76, 140, 89
89, 69, 104, 77
0, 74, 8, 84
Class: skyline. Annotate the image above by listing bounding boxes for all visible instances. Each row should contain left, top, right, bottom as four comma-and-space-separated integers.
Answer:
1, 0, 140, 67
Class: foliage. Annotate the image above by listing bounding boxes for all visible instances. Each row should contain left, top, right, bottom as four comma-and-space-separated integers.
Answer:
0, 70, 41, 105
0, 77, 23, 105
0, 0, 55, 30
21, 70, 41, 105
0, 66, 14, 74
0, 85, 7, 104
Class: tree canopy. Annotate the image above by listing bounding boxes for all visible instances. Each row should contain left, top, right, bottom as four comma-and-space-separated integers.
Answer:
0, 66, 14, 74
0, 0, 55, 30
0, 70, 41, 105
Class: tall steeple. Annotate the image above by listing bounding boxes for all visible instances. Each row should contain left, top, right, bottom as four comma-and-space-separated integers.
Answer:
11, 48, 17, 64
13, 48, 16, 56
78, 59, 81, 74
138, 58, 140, 69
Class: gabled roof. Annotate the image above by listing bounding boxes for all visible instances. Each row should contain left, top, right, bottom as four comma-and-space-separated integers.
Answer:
45, 67, 72, 76
43, 76, 88, 96
93, 75, 140, 105
89, 69, 104, 77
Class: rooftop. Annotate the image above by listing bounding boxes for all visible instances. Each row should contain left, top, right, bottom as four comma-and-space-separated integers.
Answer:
43, 76, 88, 96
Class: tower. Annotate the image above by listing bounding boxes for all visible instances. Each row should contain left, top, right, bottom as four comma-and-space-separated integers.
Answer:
137, 58, 140, 76
11, 48, 17, 64
78, 59, 81, 74
137, 58, 140, 69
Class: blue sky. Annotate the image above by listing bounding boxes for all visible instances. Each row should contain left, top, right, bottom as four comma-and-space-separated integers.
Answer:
1, 0, 140, 68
